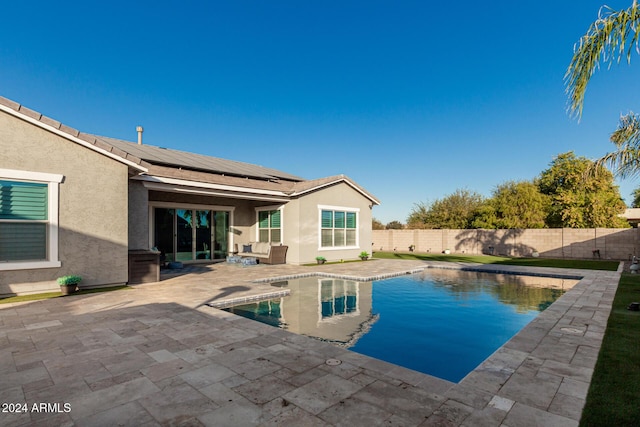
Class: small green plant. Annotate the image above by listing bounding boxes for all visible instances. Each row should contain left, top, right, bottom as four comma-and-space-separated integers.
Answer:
315, 256, 326, 261
57, 275, 82, 285
359, 251, 370, 260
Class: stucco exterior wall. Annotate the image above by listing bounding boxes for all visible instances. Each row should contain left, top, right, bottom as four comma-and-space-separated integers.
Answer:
0, 110, 129, 295
128, 180, 149, 250
287, 183, 374, 264
372, 228, 639, 260
282, 200, 301, 263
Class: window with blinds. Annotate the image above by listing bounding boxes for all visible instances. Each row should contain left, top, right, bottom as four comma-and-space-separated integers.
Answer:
320, 209, 357, 248
257, 209, 282, 243
0, 180, 48, 261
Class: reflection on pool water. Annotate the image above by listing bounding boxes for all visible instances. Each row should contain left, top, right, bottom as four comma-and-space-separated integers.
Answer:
223, 270, 578, 382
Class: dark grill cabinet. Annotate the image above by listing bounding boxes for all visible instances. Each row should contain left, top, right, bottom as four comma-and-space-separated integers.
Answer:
128, 250, 160, 284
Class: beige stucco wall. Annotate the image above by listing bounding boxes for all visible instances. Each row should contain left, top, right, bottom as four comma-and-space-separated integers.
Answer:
373, 228, 640, 260
0, 111, 129, 295
128, 180, 149, 250
286, 183, 374, 264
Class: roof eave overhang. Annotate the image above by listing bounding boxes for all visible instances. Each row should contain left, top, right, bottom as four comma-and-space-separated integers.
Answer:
292, 178, 381, 205
0, 103, 148, 173
135, 175, 291, 202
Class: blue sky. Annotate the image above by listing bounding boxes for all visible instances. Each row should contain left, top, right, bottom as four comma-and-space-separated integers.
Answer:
2, 1, 639, 223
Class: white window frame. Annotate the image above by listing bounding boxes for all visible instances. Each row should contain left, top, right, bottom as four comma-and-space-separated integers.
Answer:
255, 205, 284, 243
0, 168, 63, 271
318, 205, 360, 251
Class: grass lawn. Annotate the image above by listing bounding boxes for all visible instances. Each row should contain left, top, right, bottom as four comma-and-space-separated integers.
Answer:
579, 273, 640, 426
372, 251, 620, 271
0, 285, 130, 304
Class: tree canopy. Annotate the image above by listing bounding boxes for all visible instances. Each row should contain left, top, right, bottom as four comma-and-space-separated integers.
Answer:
385, 220, 404, 229
538, 152, 628, 228
472, 181, 550, 229
404, 153, 629, 229
632, 187, 640, 207
406, 189, 484, 229
372, 218, 385, 230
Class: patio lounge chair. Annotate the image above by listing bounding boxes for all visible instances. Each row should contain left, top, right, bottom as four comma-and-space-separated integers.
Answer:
237, 243, 288, 265
263, 245, 288, 265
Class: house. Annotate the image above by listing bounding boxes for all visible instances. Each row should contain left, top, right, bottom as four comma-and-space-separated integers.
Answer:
0, 96, 379, 296
620, 208, 640, 228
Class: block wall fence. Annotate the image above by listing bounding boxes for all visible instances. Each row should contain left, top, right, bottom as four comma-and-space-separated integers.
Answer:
372, 228, 640, 260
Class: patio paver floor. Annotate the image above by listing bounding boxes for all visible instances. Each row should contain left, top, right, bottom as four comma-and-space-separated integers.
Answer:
0, 259, 620, 426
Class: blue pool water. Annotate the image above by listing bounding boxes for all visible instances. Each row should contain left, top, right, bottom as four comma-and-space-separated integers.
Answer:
223, 270, 574, 382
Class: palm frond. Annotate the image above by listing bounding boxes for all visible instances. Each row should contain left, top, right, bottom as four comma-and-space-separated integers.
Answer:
591, 112, 640, 178
610, 111, 640, 147
565, 1, 640, 118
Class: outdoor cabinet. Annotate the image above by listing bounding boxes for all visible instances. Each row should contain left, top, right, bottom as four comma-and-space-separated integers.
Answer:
128, 250, 160, 284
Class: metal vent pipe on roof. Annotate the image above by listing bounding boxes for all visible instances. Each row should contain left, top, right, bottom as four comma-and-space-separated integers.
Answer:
136, 126, 144, 145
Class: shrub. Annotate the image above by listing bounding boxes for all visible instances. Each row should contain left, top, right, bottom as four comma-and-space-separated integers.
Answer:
57, 275, 82, 285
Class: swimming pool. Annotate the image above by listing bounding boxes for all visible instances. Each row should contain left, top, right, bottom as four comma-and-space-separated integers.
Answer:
222, 269, 577, 382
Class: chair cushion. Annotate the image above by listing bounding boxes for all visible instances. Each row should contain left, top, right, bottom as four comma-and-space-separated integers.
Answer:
254, 242, 270, 254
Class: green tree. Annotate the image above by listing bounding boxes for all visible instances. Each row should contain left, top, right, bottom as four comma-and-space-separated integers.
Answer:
538, 152, 628, 228
406, 189, 484, 229
372, 218, 385, 230
406, 203, 429, 229
566, 1, 640, 177
632, 187, 640, 207
385, 220, 404, 229
472, 181, 550, 229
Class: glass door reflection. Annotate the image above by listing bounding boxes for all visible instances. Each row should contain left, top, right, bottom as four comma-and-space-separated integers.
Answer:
176, 209, 193, 262
195, 210, 212, 260
154, 207, 230, 263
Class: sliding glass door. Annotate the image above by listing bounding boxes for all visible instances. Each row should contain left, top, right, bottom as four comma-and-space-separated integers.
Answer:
176, 209, 194, 261
154, 208, 175, 262
154, 207, 229, 262
212, 211, 229, 259
194, 210, 212, 260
